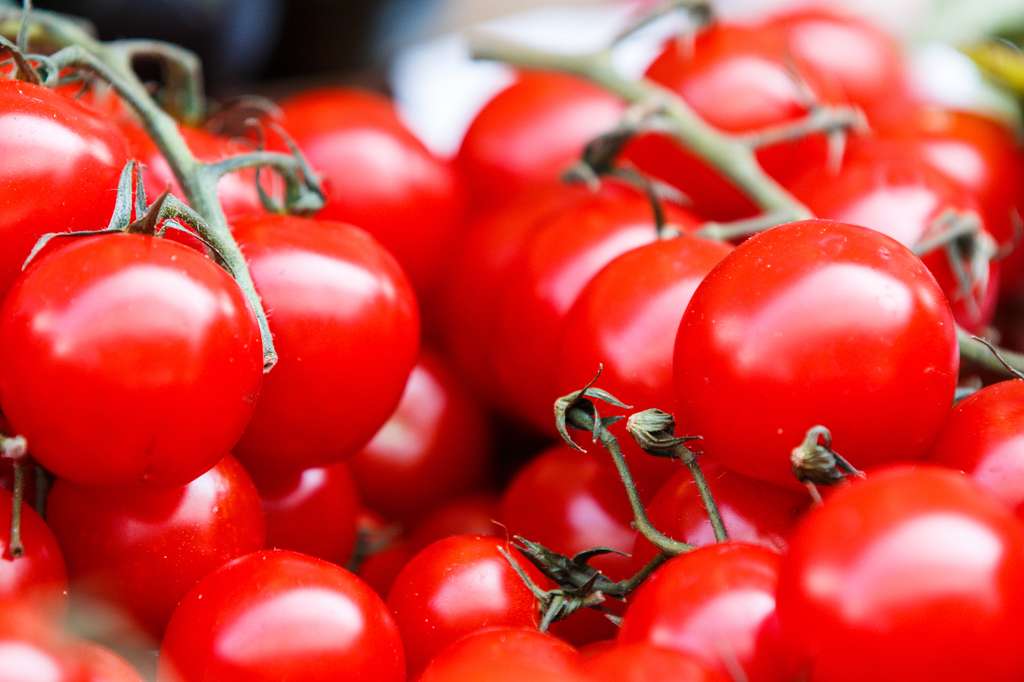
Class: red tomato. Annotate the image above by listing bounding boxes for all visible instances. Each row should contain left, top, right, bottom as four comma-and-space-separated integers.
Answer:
72, 643, 143, 682
417, 628, 588, 682
778, 466, 1024, 682
929, 381, 1024, 517
0, 234, 263, 487
350, 352, 491, 522
254, 462, 359, 566
792, 153, 998, 332
674, 220, 958, 487
626, 23, 843, 220
159, 550, 404, 682
406, 494, 502, 550
631, 466, 807, 571
278, 89, 464, 296
456, 71, 625, 208
583, 643, 728, 682
0, 80, 130, 300
0, 488, 66, 614
46, 456, 265, 638
493, 181, 699, 431
619, 543, 795, 681
231, 215, 419, 475
0, 602, 79, 682
387, 535, 541, 675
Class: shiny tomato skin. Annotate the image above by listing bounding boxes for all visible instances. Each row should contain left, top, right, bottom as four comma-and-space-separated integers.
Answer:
46, 455, 265, 638
231, 215, 419, 475
583, 643, 728, 682
673, 219, 958, 487
253, 462, 359, 566
619, 543, 794, 681
0, 234, 263, 487
929, 381, 1024, 517
158, 549, 404, 682
494, 182, 699, 432
387, 535, 541, 676
0, 603, 79, 682
0, 80, 130, 300
417, 628, 588, 682
279, 89, 464, 296
350, 352, 491, 522
0, 488, 66, 615
778, 466, 1024, 682
456, 71, 625, 208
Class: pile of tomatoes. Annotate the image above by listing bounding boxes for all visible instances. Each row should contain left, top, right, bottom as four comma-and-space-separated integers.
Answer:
2, 3, 1024, 681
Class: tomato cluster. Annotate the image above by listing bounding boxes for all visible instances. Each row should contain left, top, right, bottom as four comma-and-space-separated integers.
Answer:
1, 3, 1024, 682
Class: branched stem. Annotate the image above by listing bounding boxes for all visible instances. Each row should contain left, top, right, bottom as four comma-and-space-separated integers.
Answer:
960, 328, 1024, 378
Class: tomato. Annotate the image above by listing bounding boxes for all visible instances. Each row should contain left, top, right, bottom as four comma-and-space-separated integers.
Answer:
619, 543, 795, 681
0, 234, 262, 487
456, 71, 625, 208
417, 628, 588, 682
674, 220, 958, 487
631, 466, 807, 571
278, 89, 465, 296
159, 549, 404, 682
493, 181, 699, 431
46, 455, 265, 638
929, 381, 1024, 517
778, 466, 1024, 682
231, 215, 419, 475
386, 535, 542, 675
582, 643, 728, 682
0, 79, 130, 300
253, 462, 359, 566
72, 643, 143, 682
626, 23, 843, 220
0, 602, 79, 682
792, 152, 998, 332
349, 352, 491, 522
0, 488, 66, 615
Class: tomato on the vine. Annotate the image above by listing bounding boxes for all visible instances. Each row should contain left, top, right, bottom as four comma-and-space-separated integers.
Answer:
417, 628, 587, 682
583, 643, 728, 682
0, 488, 66, 615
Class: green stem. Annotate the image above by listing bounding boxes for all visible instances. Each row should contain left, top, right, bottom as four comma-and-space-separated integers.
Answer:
108, 38, 204, 124
8, 460, 23, 558
606, 552, 669, 596
958, 327, 1024, 378
679, 448, 728, 542
695, 210, 793, 241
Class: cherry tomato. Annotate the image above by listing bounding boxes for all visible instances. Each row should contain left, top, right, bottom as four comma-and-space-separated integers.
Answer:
0, 602, 79, 682
279, 88, 465, 296
386, 535, 542, 675
0, 488, 66, 615
253, 462, 359, 566
619, 543, 795, 681
626, 23, 843, 220
46, 455, 265, 637
0, 79, 130, 300
350, 352, 491, 522
674, 220, 958, 487
792, 153, 998, 331
417, 628, 588, 682
493, 181, 699, 431
583, 643, 728, 682
159, 549, 404, 682
929, 380, 1024, 517
0, 234, 263, 487
777, 466, 1024, 682
456, 71, 625, 208
72, 643, 143, 682
231, 215, 419, 475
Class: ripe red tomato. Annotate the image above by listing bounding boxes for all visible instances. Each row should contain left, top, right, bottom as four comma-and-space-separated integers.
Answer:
777, 466, 1024, 682
619, 543, 795, 681
159, 550, 404, 682
278, 89, 465, 296
792, 153, 998, 332
46, 455, 265, 638
387, 535, 541, 675
583, 643, 728, 682
417, 628, 588, 682
493, 181, 699, 431
253, 462, 359, 566
0, 602, 79, 682
72, 642, 143, 682
929, 381, 1024, 517
626, 23, 843, 220
0, 488, 66, 614
456, 71, 625, 208
0, 79, 130, 300
674, 220, 958, 487
0, 234, 263, 487
231, 215, 419, 475
350, 352, 491, 522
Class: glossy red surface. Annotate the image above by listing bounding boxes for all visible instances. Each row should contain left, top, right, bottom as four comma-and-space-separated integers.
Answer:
417, 628, 587, 682
0, 489, 66, 615
583, 643, 728, 682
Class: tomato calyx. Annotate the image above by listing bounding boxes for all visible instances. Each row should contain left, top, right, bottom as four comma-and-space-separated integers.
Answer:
913, 209, 999, 321
790, 425, 864, 502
